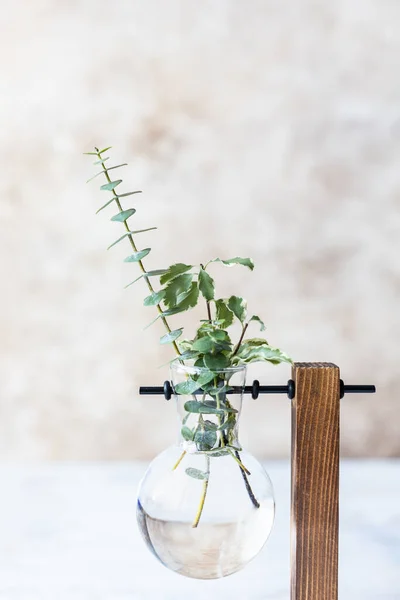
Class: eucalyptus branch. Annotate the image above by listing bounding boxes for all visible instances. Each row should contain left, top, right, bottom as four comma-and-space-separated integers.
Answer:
93, 147, 181, 357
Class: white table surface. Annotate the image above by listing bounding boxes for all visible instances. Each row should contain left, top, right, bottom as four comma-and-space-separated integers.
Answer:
0, 460, 399, 600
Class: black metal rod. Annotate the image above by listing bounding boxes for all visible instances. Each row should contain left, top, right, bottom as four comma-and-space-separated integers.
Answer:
139, 380, 376, 400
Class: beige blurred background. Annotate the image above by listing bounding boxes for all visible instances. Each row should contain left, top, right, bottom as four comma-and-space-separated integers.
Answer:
0, 0, 399, 460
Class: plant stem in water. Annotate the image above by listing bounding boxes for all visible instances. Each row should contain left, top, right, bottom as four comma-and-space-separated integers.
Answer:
192, 454, 210, 528
172, 450, 186, 471
235, 449, 260, 509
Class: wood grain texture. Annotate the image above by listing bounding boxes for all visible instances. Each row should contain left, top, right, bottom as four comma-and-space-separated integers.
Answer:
291, 363, 340, 600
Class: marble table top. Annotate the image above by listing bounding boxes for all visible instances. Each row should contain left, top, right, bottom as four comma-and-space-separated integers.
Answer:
0, 460, 399, 600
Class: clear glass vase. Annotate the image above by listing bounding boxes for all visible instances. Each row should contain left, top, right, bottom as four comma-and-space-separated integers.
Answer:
136, 361, 275, 579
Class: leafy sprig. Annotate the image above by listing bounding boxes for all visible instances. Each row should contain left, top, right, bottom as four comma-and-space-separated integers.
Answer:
85, 146, 292, 527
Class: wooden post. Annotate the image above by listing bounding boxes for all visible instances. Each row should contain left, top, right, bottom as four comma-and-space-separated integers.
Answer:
291, 362, 340, 600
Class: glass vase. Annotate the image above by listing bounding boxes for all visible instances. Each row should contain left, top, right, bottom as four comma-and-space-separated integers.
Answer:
136, 360, 275, 579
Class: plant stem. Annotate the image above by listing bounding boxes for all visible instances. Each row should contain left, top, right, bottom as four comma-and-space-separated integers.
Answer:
227, 448, 251, 475
206, 301, 212, 321
172, 450, 186, 471
95, 148, 181, 356
192, 454, 210, 528
232, 322, 249, 356
234, 449, 260, 508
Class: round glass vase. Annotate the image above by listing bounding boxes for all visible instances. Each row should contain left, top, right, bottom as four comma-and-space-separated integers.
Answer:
136, 360, 275, 580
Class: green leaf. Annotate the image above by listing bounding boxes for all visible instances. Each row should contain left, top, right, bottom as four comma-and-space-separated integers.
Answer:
207, 385, 234, 396
181, 426, 194, 441
124, 248, 151, 262
108, 228, 157, 250
249, 315, 266, 331
203, 353, 231, 370
228, 296, 247, 323
175, 371, 215, 396
176, 350, 199, 361
192, 334, 231, 354
93, 157, 110, 165
217, 413, 236, 431
143, 290, 165, 306
198, 269, 215, 301
124, 269, 167, 289
233, 342, 292, 366
185, 467, 208, 480
194, 427, 217, 451
205, 449, 230, 457
160, 328, 183, 345
211, 257, 254, 271
174, 282, 199, 311
184, 399, 237, 414
160, 263, 193, 285
214, 299, 234, 328
100, 179, 122, 192
203, 420, 218, 431
184, 401, 221, 414
163, 274, 193, 308
192, 336, 215, 353
96, 197, 115, 214
98, 146, 112, 154
86, 164, 128, 183
174, 379, 199, 395
116, 191, 142, 198
111, 209, 136, 222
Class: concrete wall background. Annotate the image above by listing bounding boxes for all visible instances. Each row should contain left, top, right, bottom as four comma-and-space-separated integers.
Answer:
0, 0, 399, 459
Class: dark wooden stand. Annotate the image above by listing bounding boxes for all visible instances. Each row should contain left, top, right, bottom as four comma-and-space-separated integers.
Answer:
291, 362, 340, 600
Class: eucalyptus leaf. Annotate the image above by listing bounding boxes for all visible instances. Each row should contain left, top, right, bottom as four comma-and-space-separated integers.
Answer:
207, 385, 234, 396
107, 228, 157, 250
214, 299, 234, 328
174, 379, 198, 395
143, 290, 165, 306
116, 191, 142, 198
198, 269, 215, 301
160, 263, 193, 285
124, 269, 167, 289
160, 328, 183, 345
100, 179, 122, 192
185, 468, 208, 480
228, 296, 247, 323
86, 164, 128, 183
203, 420, 218, 431
181, 426, 194, 441
96, 197, 115, 214
124, 248, 151, 262
205, 449, 229, 457
194, 427, 217, 451
184, 401, 223, 414
111, 209, 136, 222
